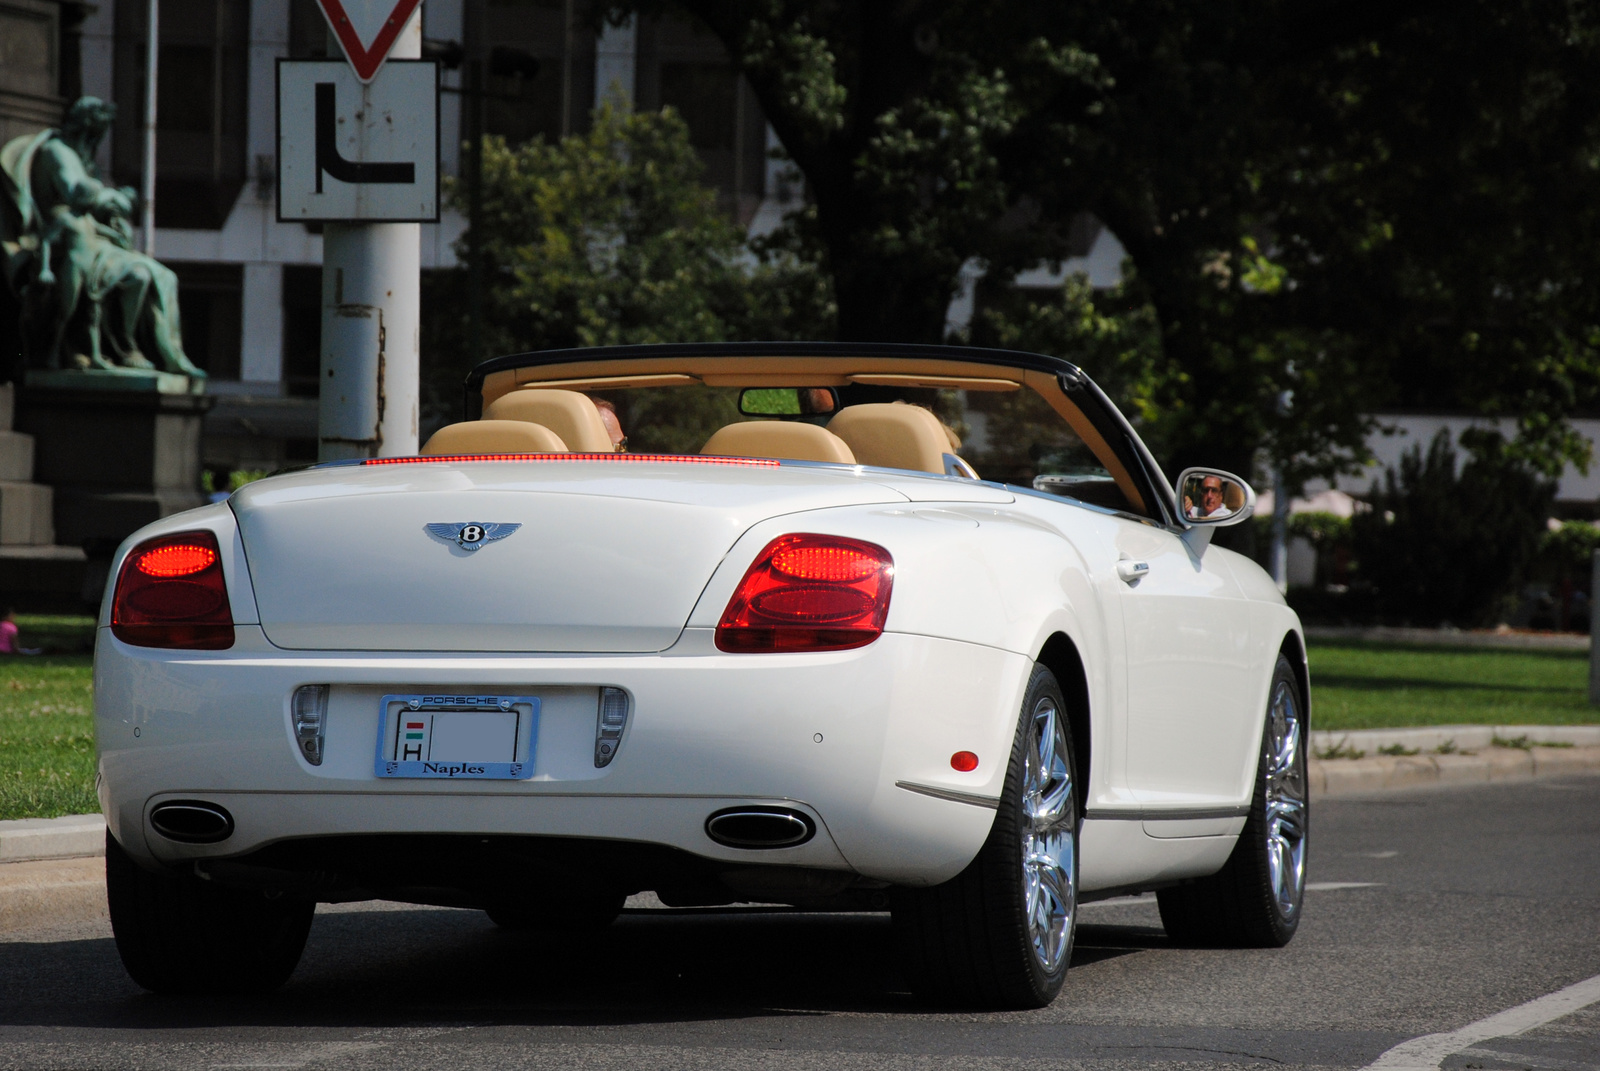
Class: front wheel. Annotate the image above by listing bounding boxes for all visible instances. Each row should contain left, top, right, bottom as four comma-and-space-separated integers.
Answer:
1158, 653, 1308, 947
891, 665, 1079, 1008
106, 832, 314, 994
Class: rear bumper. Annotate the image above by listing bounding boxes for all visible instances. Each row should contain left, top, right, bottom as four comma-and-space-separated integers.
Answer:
95, 627, 1030, 889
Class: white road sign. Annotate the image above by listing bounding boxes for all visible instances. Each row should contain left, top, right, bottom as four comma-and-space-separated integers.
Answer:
277, 59, 438, 223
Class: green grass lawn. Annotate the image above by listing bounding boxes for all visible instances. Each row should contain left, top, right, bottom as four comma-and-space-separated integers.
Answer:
0, 615, 97, 820
0, 619, 1592, 820
1308, 641, 1593, 730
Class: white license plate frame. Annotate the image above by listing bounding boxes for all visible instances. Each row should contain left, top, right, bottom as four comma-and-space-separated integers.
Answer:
374, 693, 539, 779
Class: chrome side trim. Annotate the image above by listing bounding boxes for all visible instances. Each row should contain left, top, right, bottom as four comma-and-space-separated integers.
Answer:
895, 780, 1000, 810
1085, 806, 1251, 821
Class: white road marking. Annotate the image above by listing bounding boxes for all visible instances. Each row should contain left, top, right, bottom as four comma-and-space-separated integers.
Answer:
1364, 972, 1600, 1071
1305, 882, 1383, 890
1364, 850, 1400, 858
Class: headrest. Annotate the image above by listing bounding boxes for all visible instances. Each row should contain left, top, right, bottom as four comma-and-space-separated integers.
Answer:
482, 389, 614, 453
827, 403, 950, 474
421, 420, 568, 455
700, 421, 856, 464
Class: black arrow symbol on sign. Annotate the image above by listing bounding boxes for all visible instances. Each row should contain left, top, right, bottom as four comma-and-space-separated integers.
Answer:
315, 82, 416, 193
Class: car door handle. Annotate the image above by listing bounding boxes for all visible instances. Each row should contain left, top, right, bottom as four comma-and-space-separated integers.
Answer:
1116, 560, 1150, 584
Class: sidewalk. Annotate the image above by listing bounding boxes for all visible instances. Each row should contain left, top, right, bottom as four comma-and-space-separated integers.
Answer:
4, 735, 1599, 934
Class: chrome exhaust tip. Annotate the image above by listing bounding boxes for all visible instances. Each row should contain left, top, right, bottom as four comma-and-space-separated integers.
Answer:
150, 800, 235, 844
705, 807, 815, 849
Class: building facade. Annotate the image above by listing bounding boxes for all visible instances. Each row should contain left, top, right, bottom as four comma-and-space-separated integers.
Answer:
1, 0, 795, 478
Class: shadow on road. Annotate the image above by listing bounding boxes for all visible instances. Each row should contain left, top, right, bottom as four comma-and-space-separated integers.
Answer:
0, 908, 1162, 1028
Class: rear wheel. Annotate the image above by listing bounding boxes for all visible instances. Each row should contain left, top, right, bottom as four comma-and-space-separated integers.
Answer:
106, 832, 314, 994
892, 665, 1079, 1008
1157, 653, 1308, 947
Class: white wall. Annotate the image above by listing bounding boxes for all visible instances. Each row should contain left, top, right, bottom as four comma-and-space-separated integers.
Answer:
1305, 414, 1600, 506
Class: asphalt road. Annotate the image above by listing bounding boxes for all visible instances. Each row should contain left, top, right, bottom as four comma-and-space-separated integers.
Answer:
2, 776, 1597, 1071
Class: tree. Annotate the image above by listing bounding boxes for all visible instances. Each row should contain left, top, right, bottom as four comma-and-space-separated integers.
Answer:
1350, 429, 1555, 627
606, 0, 1600, 489
422, 103, 832, 420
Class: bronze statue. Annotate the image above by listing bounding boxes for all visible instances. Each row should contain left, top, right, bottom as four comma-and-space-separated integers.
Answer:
0, 97, 204, 378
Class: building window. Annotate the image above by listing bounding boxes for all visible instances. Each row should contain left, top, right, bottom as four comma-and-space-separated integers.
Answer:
468, 0, 596, 146
635, 10, 766, 225
112, 0, 248, 230
281, 265, 322, 399
0, 0, 64, 148
171, 262, 241, 380
287, 0, 332, 58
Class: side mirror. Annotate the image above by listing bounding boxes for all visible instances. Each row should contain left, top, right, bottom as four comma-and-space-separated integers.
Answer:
738, 387, 839, 417
1176, 467, 1256, 527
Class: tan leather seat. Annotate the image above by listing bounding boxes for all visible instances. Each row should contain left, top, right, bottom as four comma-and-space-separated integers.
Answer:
482, 389, 614, 452
421, 420, 568, 455
700, 421, 856, 464
827, 403, 950, 474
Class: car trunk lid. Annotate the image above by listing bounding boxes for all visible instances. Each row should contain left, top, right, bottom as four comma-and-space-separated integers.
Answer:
231, 459, 907, 652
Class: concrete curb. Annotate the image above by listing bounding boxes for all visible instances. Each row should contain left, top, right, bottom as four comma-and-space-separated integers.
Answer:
1305, 625, 1589, 651
1311, 725, 1600, 755
1310, 745, 1600, 797
0, 815, 104, 864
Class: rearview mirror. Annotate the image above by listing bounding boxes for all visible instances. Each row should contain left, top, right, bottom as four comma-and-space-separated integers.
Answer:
738, 387, 839, 417
1176, 468, 1256, 526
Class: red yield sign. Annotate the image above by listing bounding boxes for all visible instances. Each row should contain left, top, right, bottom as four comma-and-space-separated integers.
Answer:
315, 0, 423, 83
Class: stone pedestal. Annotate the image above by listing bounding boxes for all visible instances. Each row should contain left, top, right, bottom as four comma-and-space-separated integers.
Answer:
16, 370, 212, 552
0, 380, 86, 611
0, 382, 54, 545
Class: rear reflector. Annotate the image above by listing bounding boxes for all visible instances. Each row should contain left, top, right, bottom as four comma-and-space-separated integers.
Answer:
716, 534, 894, 652
111, 530, 234, 649
293, 685, 329, 765
360, 453, 780, 467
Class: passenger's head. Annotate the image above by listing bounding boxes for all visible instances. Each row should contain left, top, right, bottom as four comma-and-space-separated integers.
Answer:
593, 399, 626, 452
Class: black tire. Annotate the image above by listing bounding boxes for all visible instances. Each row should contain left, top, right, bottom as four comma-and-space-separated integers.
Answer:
1158, 653, 1308, 948
106, 832, 314, 994
891, 664, 1080, 1008
484, 890, 626, 931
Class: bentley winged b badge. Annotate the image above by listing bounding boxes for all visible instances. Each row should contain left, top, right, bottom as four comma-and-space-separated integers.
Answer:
425, 522, 522, 552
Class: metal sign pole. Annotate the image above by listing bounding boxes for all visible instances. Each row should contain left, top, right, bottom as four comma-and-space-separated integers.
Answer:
140, 0, 158, 254
1589, 549, 1600, 705
318, 8, 422, 461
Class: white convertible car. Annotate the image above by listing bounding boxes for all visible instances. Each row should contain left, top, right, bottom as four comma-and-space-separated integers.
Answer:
95, 342, 1308, 1008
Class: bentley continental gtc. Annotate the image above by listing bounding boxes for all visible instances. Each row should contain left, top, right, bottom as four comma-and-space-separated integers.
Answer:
95, 342, 1310, 1008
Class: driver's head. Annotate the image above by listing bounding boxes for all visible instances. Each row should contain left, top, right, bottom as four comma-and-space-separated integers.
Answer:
1200, 476, 1225, 514
594, 399, 626, 452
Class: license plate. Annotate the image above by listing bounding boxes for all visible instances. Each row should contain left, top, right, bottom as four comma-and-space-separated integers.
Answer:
374, 694, 539, 779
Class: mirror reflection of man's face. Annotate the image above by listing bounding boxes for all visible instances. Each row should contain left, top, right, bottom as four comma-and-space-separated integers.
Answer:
1200, 477, 1225, 515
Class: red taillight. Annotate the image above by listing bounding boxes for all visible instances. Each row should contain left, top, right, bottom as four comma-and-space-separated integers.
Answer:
716, 534, 894, 653
111, 530, 234, 649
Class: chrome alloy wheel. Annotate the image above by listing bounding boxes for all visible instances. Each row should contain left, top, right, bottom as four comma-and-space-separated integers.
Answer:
1263, 679, 1308, 919
1021, 695, 1077, 973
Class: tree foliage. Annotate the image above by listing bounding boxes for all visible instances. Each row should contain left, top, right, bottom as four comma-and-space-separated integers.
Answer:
422, 104, 833, 419
603, 0, 1600, 488
1350, 430, 1555, 627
